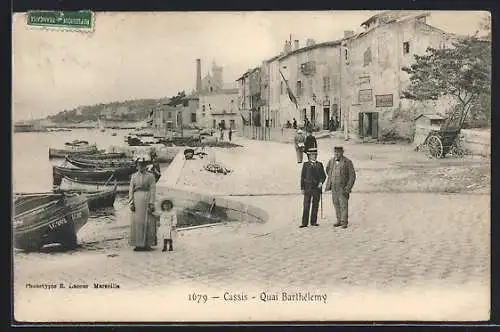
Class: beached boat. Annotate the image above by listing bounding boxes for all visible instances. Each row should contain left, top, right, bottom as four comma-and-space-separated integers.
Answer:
57, 184, 117, 211
49, 140, 100, 158
59, 176, 130, 193
72, 152, 127, 160
84, 187, 117, 210
52, 164, 136, 186
65, 154, 135, 169
13, 193, 89, 251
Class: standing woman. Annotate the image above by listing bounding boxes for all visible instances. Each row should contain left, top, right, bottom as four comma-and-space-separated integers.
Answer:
129, 155, 157, 251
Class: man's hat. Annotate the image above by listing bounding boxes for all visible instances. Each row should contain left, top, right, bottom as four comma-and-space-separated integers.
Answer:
306, 147, 318, 154
334, 146, 344, 151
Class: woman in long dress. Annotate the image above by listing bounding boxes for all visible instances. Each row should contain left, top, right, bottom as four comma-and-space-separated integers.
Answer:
129, 155, 157, 251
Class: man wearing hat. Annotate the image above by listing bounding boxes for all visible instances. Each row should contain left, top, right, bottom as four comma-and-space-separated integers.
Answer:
324, 146, 356, 228
294, 129, 306, 163
300, 147, 326, 228
304, 130, 318, 154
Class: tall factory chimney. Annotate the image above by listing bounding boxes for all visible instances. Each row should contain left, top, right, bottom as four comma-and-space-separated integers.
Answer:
196, 59, 202, 92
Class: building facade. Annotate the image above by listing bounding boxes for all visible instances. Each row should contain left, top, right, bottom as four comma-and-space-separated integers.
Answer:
197, 87, 239, 130
278, 40, 343, 130
236, 10, 458, 140
344, 11, 457, 139
152, 95, 199, 137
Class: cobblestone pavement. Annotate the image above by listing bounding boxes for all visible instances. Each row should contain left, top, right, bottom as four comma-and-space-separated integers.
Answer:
14, 192, 489, 321
13, 136, 490, 322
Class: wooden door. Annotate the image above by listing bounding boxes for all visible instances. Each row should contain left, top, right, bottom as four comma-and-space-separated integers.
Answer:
371, 112, 379, 139
323, 108, 330, 130
358, 112, 364, 138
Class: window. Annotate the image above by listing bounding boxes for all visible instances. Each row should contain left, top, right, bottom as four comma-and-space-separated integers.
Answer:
167, 112, 172, 119
403, 42, 410, 54
323, 77, 331, 93
296, 80, 302, 96
191, 113, 196, 123
183, 99, 189, 107
363, 47, 372, 66
230, 119, 235, 129
202, 105, 206, 112
210, 87, 213, 92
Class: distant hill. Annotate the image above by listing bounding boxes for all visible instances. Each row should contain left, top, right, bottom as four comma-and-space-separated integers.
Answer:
46, 98, 169, 123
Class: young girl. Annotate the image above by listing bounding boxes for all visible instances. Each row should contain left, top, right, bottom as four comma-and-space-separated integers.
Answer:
158, 199, 177, 252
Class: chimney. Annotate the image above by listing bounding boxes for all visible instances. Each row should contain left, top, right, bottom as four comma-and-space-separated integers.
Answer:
196, 59, 202, 92
294, 40, 300, 50
344, 30, 355, 38
284, 40, 292, 53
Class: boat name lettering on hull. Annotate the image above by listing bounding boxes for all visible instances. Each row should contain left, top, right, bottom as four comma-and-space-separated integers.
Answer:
48, 218, 68, 230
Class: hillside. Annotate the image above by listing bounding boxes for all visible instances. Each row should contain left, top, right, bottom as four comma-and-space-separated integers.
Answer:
46, 98, 169, 123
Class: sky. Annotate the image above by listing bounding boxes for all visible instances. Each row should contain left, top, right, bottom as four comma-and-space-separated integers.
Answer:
12, 10, 490, 121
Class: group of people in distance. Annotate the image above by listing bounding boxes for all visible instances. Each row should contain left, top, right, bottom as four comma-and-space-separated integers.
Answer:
295, 129, 356, 229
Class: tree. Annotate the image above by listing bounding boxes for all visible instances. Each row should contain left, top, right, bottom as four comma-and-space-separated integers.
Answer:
402, 35, 491, 129
167, 91, 187, 107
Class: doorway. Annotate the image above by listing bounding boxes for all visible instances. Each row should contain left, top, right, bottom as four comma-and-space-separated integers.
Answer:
323, 108, 330, 130
212, 119, 216, 129
220, 119, 226, 129
310, 106, 316, 125
358, 112, 379, 139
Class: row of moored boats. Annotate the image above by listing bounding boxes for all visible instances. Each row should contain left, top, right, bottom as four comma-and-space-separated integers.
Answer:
13, 140, 159, 252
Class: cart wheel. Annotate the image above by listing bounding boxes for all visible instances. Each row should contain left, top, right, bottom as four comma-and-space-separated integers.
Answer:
427, 135, 443, 158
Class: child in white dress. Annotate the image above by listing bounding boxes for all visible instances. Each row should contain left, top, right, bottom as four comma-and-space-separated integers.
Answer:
158, 199, 177, 252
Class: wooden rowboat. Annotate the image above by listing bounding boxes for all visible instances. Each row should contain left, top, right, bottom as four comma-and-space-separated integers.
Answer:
49, 143, 101, 159
13, 193, 89, 251
65, 155, 135, 169
59, 176, 130, 193
72, 152, 127, 159
52, 164, 136, 186
57, 183, 118, 210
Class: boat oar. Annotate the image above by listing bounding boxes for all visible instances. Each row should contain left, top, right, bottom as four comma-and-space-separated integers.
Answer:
14, 192, 63, 197
103, 174, 115, 187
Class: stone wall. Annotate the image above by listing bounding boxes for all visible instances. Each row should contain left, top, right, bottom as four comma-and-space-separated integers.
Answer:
155, 150, 270, 225
461, 129, 490, 157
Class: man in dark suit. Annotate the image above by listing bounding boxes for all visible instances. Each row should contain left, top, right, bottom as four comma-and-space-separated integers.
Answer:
300, 147, 326, 228
325, 146, 356, 228
304, 131, 317, 154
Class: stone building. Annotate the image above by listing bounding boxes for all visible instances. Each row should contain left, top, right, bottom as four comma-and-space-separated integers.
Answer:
277, 39, 344, 130
199, 60, 224, 93
197, 84, 239, 130
344, 11, 457, 140
237, 10, 458, 141
152, 95, 199, 137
